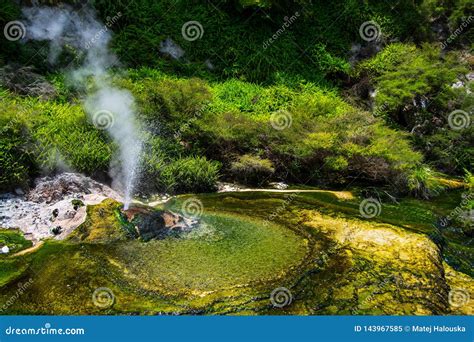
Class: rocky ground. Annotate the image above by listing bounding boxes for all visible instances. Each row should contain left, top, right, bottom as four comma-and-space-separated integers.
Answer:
0, 173, 122, 243
0, 175, 472, 315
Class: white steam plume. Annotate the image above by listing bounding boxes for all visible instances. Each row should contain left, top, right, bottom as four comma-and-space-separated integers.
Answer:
23, 5, 142, 209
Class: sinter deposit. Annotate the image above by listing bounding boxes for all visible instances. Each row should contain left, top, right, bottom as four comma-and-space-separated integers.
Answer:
0, 173, 122, 243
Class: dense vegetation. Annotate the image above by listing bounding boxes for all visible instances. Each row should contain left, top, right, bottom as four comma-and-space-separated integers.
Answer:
0, 0, 473, 317
0, 0, 472, 200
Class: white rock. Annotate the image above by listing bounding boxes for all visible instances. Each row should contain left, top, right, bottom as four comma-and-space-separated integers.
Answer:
1, 246, 10, 254
269, 182, 289, 190
0, 172, 123, 242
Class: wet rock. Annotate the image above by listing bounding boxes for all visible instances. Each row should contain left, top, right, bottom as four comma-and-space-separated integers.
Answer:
122, 205, 198, 241
269, 182, 288, 190
0, 64, 57, 100
217, 182, 244, 192
51, 226, 62, 236
349, 42, 383, 65
27, 173, 121, 204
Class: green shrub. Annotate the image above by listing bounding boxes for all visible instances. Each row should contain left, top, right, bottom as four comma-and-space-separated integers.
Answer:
358, 43, 466, 125
0, 96, 34, 191
357, 43, 471, 176
407, 166, 446, 199
140, 155, 220, 194
0, 229, 32, 254
230, 154, 275, 186
165, 156, 221, 193
0, 91, 112, 189
465, 170, 474, 190
119, 70, 212, 139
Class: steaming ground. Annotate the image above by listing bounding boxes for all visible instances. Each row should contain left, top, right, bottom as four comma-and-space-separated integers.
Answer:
0, 173, 122, 243
23, 6, 143, 209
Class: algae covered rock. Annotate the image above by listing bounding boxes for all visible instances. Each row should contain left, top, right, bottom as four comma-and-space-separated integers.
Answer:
0, 191, 472, 315
302, 211, 450, 314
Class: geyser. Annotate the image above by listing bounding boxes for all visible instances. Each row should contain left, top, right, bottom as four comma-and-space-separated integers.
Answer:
23, 5, 142, 209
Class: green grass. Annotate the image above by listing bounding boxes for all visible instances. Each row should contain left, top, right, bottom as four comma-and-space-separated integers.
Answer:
0, 229, 32, 255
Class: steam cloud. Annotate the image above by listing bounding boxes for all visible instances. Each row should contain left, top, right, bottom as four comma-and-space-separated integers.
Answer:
23, 6, 142, 209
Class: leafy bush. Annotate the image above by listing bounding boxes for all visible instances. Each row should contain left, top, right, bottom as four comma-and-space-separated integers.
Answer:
0, 91, 112, 189
170, 77, 425, 189
139, 153, 220, 194
121, 70, 212, 134
230, 154, 275, 186
0, 95, 35, 191
357, 43, 472, 176
465, 170, 474, 190
407, 166, 446, 199
357, 43, 466, 126
165, 156, 220, 193
88, 0, 433, 83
